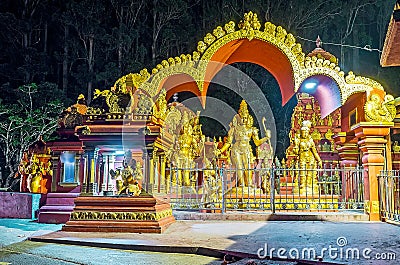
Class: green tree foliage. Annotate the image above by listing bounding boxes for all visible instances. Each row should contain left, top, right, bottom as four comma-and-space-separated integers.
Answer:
0, 83, 64, 188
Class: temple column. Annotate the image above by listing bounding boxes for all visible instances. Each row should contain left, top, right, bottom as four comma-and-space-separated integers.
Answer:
160, 154, 166, 193
101, 155, 109, 193
78, 154, 85, 192
353, 122, 393, 221
97, 153, 104, 193
334, 132, 360, 205
142, 151, 150, 192
148, 149, 156, 193
84, 150, 95, 194
51, 153, 61, 192
334, 132, 359, 167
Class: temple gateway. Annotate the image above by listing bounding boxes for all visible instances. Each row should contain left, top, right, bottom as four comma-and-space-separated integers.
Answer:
15, 11, 400, 231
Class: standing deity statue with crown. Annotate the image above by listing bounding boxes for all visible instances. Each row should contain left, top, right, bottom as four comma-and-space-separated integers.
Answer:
292, 120, 322, 194
175, 112, 199, 188
216, 100, 270, 191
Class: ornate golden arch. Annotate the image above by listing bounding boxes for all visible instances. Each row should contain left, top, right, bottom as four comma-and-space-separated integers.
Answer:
114, 11, 386, 110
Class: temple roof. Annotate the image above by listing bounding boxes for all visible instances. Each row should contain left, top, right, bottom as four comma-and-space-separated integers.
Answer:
381, 1, 400, 67
306, 36, 338, 64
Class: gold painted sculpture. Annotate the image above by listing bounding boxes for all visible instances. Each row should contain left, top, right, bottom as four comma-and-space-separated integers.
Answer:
18, 153, 52, 193
257, 117, 274, 193
175, 112, 201, 187
364, 93, 396, 122
165, 108, 205, 189
216, 100, 270, 189
393, 141, 400, 153
67, 94, 87, 115
152, 89, 168, 120
292, 120, 322, 194
25, 154, 44, 193
201, 158, 221, 207
110, 160, 143, 196
16, 152, 29, 191
190, 111, 205, 153
238, 11, 261, 40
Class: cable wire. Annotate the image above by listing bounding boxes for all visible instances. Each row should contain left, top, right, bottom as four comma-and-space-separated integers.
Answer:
296, 35, 382, 53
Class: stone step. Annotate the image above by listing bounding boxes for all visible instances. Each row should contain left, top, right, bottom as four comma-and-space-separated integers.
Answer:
45, 197, 77, 205
38, 211, 72, 224
44, 193, 79, 205
38, 205, 75, 212
46, 193, 80, 198
37, 192, 80, 224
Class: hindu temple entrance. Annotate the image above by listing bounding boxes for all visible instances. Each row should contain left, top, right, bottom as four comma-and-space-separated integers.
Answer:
16, 11, 400, 227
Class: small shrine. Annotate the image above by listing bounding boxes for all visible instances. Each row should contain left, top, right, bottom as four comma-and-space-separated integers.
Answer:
18, 136, 53, 194
285, 93, 341, 167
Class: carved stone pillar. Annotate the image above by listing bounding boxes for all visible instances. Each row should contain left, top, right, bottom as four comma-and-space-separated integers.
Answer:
84, 150, 95, 194
51, 153, 60, 192
353, 122, 393, 221
160, 154, 166, 193
142, 151, 150, 192
148, 148, 157, 193
333, 132, 359, 167
78, 154, 85, 192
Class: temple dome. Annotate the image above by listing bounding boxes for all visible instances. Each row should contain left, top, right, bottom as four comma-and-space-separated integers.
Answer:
306, 36, 338, 65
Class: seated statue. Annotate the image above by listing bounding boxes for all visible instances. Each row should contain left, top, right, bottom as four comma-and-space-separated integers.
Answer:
110, 160, 143, 196
393, 141, 400, 153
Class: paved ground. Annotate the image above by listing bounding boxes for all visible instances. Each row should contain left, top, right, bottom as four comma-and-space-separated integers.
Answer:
1, 217, 399, 265
0, 219, 220, 265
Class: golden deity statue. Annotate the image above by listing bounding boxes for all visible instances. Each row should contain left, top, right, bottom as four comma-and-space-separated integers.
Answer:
67, 94, 87, 115
25, 154, 46, 193
200, 158, 221, 207
292, 120, 322, 194
152, 89, 168, 120
16, 152, 30, 191
216, 100, 270, 190
110, 160, 143, 196
393, 141, 400, 153
17, 151, 52, 193
364, 93, 396, 122
172, 111, 204, 188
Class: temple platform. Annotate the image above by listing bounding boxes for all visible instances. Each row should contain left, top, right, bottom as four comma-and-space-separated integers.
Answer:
62, 195, 175, 233
0, 192, 42, 219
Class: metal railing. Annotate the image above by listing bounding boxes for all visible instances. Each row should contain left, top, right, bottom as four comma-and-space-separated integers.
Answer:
378, 170, 400, 223
165, 164, 364, 213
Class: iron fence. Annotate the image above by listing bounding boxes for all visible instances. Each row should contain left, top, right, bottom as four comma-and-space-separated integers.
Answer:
378, 170, 400, 223
165, 164, 364, 213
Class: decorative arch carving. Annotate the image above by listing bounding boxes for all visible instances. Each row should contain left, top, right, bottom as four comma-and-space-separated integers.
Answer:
113, 11, 387, 115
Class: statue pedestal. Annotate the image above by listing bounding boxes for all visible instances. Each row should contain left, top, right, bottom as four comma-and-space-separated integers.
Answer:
223, 193, 339, 211
62, 195, 175, 233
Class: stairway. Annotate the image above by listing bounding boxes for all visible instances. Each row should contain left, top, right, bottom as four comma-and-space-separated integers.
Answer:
38, 193, 80, 224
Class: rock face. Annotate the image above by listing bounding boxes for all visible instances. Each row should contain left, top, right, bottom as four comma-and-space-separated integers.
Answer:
62, 195, 175, 233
